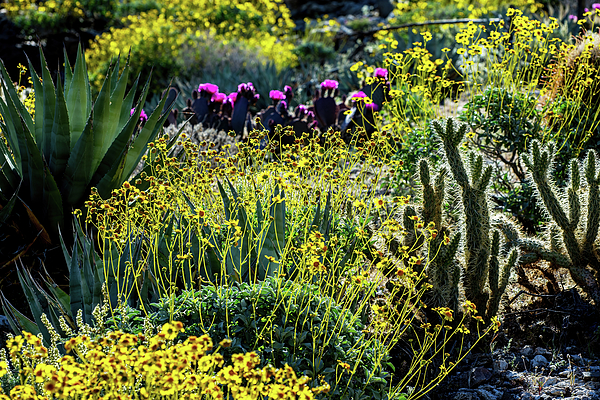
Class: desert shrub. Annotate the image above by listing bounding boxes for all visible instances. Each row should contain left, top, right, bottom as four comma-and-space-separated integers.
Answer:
85, 0, 297, 94
459, 87, 546, 233
113, 278, 390, 400
542, 30, 600, 167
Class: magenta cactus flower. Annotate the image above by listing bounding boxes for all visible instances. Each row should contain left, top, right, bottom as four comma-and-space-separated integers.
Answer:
320, 79, 339, 90
131, 108, 148, 123
374, 68, 388, 80
297, 104, 308, 114
365, 102, 379, 112
198, 83, 219, 94
253, 94, 260, 102
284, 85, 292, 93
212, 92, 227, 103
351, 91, 367, 100
269, 90, 286, 101
228, 92, 238, 103
593, 3, 600, 10
568, 14, 578, 21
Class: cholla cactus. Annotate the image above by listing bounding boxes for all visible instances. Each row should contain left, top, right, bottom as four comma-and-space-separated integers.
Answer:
499, 140, 600, 308
409, 118, 518, 319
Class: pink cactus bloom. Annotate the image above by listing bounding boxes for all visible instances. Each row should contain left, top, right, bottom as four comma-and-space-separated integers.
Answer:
320, 79, 339, 90
365, 102, 379, 112
284, 85, 292, 93
131, 108, 148, 123
253, 94, 260, 102
374, 68, 388, 80
198, 83, 219, 94
269, 90, 286, 101
297, 104, 308, 114
212, 92, 227, 103
568, 14, 578, 21
228, 92, 238, 103
351, 91, 367, 100
593, 3, 600, 10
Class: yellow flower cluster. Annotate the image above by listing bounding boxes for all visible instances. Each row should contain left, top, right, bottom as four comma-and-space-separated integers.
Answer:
1, 322, 328, 400
85, 0, 297, 90
4, 0, 86, 19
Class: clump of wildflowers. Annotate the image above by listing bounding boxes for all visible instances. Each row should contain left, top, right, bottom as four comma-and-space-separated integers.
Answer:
1, 322, 329, 400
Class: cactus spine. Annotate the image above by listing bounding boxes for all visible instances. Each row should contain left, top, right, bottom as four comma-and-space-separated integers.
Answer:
503, 141, 600, 308
420, 118, 519, 318
397, 118, 518, 319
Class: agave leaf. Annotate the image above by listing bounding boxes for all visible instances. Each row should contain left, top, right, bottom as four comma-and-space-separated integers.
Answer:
91, 74, 151, 197
38, 48, 56, 160
0, 81, 26, 171
21, 119, 63, 236
226, 178, 256, 282
63, 47, 73, 96
217, 180, 233, 221
27, 55, 45, 148
1, 293, 41, 336
61, 118, 94, 206
0, 61, 34, 135
16, 266, 51, 343
42, 265, 72, 318
0, 129, 20, 191
181, 193, 222, 280
258, 187, 285, 279
66, 43, 92, 148
0, 181, 20, 224
49, 70, 71, 178
68, 243, 84, 326
118, 75, 139, 130
121, 85, 176, 179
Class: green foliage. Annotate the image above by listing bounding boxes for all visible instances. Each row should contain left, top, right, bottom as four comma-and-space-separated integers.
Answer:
0, 217, 159, 345
459, 87, 545, 233
145, 278, 391, 400
498, 141, 600, 309
0, 44, 176, 241
393, 118, 518, 319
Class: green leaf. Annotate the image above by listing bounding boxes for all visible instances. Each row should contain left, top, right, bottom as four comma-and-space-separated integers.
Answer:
0, 182, 19, 224
39, 47, 56, 160
63, 47, 73, 96
121, 84, 176, 179
1, 293, 41, 336
16, 267, 51, 343
66, 43, 92, 148
68, 243, 84, 326
49, 70, 71, 178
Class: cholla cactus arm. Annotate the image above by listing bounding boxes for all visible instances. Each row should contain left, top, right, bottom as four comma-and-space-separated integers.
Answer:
583, 151, 600, 261
488, 247, 518, 317
567, 159, 581, 232
488, 231, 501, 296
419, 160, 445, 232
522, 141, 571, 230
432, 119, 470, 186
523, 141, 582, 266
433, 117, 491, 314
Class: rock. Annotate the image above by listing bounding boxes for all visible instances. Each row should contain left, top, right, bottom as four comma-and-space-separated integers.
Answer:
582, 370, 600, 380
494, 360, 509, 372
520, 346, 534, 357
530, 355, 549, 370
453, 389, 479, 400
534, 347, 551, 357
470, 367, 493, 386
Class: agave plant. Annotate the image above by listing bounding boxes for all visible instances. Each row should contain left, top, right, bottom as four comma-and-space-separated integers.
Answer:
1, 217, 161, 346
0, 44, 177, 242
